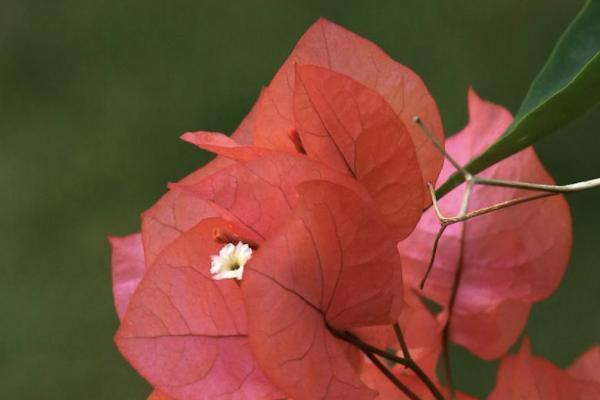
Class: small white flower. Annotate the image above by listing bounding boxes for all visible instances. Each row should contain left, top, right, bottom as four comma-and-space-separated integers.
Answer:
210, 242, 252, 280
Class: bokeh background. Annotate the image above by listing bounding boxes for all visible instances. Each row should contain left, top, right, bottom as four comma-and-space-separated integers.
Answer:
2, 0, 598, 398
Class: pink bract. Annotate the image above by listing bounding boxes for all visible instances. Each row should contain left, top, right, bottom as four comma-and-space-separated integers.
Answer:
489, 339, 600, 399
110, 18, 441, 400
398, 89, 572, 360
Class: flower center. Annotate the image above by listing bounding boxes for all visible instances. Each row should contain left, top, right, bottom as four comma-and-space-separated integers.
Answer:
210, 241, 252, 281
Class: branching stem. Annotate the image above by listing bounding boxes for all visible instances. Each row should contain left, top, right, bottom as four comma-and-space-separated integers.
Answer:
393, 323, 444, 399
414, 116, 600, 289
412, 115, 600, 399
393, 322, 411, 361
413, 116, 600, 197
475, 176, 600, 193
419, 223, 447, 290
362, 350, 420, 400
329, 328, 409, 366
329, 327, 445, 400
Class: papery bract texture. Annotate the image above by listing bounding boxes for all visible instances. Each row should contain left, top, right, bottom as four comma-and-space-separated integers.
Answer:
173, 152, 367, 242
184, 63, 428, 240
489, 339, 600, 400
109, 233, 145, 321
398, 89, 572, 360
568, 346, 600, 384
111, 18, 450, 400
396, 289, 443, 376
110, 234, 173, 399
181, 131, 278, 162
253, 18, 444, 201
362, 363, 476, 400
293, 65, 424, 237
357, 287, 443, 372
359, 288, 447, 399
140, 103, 258, 268
115, 219, 281, 400
443, 298, 531, 361
243, 180, 405, 400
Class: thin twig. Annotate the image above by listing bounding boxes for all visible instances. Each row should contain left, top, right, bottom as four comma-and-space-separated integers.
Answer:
420, 193, 556, 292
393, 323, 445, 400
329, 328, 409, 367
414, 114, 600, 200
428, 183, 557, 225
458, 178, 474, 217
474, 176, 600, 193
362, 350, 421, 400
429, 182, 446, 220
413, 116, 600, 289
445, 192, 556, 223
414, 114, 600, 198
393, 323, 411, 361
441, 325, 454, 400
413, 116, 471, 179
413, 115, 600, 399
412, 115, 600, 399
329, 327, 445, 400
420, 223, 447, 289
441, 219, 469, 400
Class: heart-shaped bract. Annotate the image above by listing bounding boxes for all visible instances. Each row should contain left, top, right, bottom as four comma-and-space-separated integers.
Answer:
253, 18, 444, 202
243, 180, 406, 400
489, 339, 600, 399
398, 89, 572, 360
293, 65, 424, 237
115, 218, 281, 400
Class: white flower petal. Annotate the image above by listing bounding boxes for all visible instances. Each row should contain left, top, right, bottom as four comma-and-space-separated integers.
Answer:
209, 241, 252, 281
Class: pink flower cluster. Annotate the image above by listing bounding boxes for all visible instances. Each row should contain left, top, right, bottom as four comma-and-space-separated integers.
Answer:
109, 19, 598, 400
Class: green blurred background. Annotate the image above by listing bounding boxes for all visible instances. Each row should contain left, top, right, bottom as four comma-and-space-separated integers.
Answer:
1, 0, 598, 398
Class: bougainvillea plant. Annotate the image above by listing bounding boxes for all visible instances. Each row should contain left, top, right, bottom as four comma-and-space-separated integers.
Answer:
109, 1, 600, 399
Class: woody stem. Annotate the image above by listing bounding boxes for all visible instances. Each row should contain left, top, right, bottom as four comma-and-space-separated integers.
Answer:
474, 176, 600, 193
413, 116, 600, 288
413, 115, 600, 199
329, 327, 445, 400
412, 116, 600, 399
362, 350, 421, 400
393, 323, 445, 399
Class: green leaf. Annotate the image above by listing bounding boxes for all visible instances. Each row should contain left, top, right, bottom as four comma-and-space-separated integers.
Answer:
437, 0, 600, 198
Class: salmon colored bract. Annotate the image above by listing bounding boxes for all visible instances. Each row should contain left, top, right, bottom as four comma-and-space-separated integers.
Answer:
109, 17, 595, 400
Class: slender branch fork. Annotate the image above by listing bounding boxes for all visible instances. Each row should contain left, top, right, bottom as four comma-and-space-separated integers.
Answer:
328, 326, 445, 400
413, 115, 600, 397
413, 115, 600, 289
392, 323, 445, 400
323, 118, 598, 400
